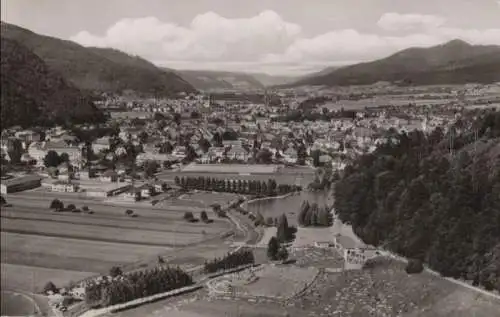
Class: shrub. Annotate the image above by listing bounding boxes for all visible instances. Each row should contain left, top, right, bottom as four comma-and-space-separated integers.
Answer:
0, 196, 6, 205
125, 209, 134, 216
82, 206, 89, 212
405, 259, 424, 274
184, 211, 194, 221
200, 211, 209, 223
109, 266, 123, 278
66, 204, 76, 211
49, 199, 63, 210
72, 208, 81, 213
43, 281, 58, 294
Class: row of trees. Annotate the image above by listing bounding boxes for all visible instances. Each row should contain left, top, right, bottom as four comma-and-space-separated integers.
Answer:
203, 248, 255, 274
334, 110, 500, 291
183, 211, 212, 223
44, 150, 70, 167
175, 176, 301, 196
297, 201, 333, 227
85, 266, 193, 308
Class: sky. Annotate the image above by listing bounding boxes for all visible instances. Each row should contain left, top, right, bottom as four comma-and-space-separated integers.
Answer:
2, 0, 500, 76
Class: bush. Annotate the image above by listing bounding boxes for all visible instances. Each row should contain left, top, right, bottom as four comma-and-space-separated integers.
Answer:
67, 204, 76, 211
49, 199, 63, 210
72, 208, 81, 213
125, 209, 134, 216
184, 211, 194, 221
405, 259, 424, 274
109, 266, 123, 278
0, 196, 6, 205
82, 206, 89, 212
200, 211, 209, 223
43, 281, 58, 294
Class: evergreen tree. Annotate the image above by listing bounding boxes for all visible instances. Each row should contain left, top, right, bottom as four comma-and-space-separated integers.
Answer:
267, 237, 279, 261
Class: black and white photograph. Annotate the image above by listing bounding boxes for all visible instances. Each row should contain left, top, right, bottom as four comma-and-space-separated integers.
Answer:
1, 0, 499, 316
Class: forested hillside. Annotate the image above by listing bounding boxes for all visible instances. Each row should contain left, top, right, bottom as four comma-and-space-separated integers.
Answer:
1, 37, 104, 128
1, 22, 195, 96
334, 110, 500, 291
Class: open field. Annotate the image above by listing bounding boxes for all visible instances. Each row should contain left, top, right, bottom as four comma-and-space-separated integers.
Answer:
1, 217, 209, 246
1, 232, 171, 271
1, 263, 96, 292
1, 192, 237, 297
0, 209, 226, 236
1, 290, 40, 316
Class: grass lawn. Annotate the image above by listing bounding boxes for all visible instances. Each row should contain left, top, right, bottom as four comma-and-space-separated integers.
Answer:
1, 263, 96, 293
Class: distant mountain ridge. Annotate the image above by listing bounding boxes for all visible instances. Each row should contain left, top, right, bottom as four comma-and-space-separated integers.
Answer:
1, 37, 104, 128
173, 69, 265, 90
1, 22, 196, 96
286, 40, 500, 87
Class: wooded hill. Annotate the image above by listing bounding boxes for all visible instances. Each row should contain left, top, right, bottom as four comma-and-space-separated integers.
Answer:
1, 37, 104, 128
287, 40, 500, 87
1, 22, 196, 97
334, 109, 500, 291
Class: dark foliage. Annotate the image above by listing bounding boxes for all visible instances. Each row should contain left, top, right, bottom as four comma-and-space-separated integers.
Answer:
288, 40, 500, 87
175, 176, 300, 196
1, 36, 104, 128
297, 201, 333, 227
267, 237, 280, 261
49, 199, 64, 210
43, 281, 58, 294
204, 249, 254, 274
85, 266, 193, 308
334, 110, 500, 291
2, 23, 196, 97
405, 259, 424, 274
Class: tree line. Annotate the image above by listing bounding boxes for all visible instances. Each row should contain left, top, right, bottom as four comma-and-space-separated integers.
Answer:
175, 176, 301, 196
298, 201, 333, 227
204, 248, 255, 274
334, 109, 500, 291
85, 266, 193, 308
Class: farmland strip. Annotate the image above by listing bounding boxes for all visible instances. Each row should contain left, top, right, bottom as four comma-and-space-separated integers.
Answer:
1, 227, 180, 247
1, 214, 222, 235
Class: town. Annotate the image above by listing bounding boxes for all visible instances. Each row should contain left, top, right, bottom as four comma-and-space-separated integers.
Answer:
2, 2, 500, 316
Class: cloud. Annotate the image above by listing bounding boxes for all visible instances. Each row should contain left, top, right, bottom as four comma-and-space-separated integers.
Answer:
71, 11, 301, 62
377, 13, 446, 32
70, 11, 500, 75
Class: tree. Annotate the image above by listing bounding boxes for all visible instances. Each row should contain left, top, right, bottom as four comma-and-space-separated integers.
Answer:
184, 211, 195, 221
59, 152, 70, 163
144, 160, 159, 178
109, 266, 123, 278
44, 150, 61, 167
277, 245, 289, 262
267, 237, 279, 261
266, 217, 274, 227
255, 212, 265, 226
198, 138, 211, 153
43, 281, 58, 294
0, 196, 6, 206
200, 211, 209, 223
277, 214, 290, 243
405, 259, 424, 274
311, 150, 321, 167
49, 199, 64, 211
